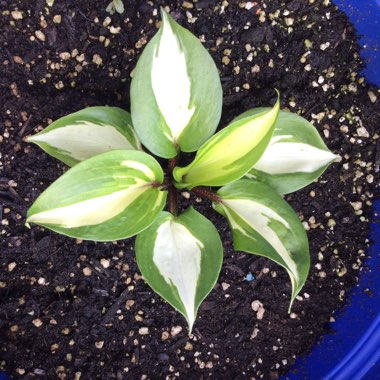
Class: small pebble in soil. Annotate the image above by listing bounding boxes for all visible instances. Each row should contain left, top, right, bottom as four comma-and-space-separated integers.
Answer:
53, 15, 61, 23
32, 319, 43, 327
139, 327, 149, 335
50, 343, 59, 352
251, 300, 265, 319
11, 11, 23, 20
171, 326, 183, 337
35, 30, 46, 42
251, 328, 260, 339
92, 54, 103, 66
100, 258, 110, 268
37, 277, 47, 285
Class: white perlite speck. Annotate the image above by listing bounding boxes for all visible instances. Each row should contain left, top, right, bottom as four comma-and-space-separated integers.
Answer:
171, 326, 182, 336
251, 300, 261, 311
368, 91, 377, 103
251, 328, 260, 339
356, 127, 369, 138
251, 300, 265, 320
11, 11, 23, 19
320, 42, 330, 50
139, 327, 149, 335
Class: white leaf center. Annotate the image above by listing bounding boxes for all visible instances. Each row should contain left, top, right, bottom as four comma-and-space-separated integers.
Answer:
28, 181, 148, 228
30, 122, 136, 161
153, 220, 203, 328
151, 15, 195, 142
224, 199, 298, 280
254, 136, 337, 174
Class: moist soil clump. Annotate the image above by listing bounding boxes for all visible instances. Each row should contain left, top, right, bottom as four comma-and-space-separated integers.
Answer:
1, 0, 379, 379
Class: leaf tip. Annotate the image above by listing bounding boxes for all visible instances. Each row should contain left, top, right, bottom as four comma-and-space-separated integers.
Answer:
26, 134, 37, 143
288, 296, 296, 314
25, 213, 40, 227
160, 6, 169, 21
186, 315, 195, 335
273, 89, 281, 110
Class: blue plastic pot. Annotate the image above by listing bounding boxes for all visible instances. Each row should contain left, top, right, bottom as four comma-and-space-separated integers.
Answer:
284, 1, 380, 379
0, 2, 378, 380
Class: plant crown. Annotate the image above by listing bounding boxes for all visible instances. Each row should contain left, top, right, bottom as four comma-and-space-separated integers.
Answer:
27, 9, 337, 332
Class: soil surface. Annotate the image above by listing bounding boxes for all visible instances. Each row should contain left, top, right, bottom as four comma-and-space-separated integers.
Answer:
1, 0, 379, 379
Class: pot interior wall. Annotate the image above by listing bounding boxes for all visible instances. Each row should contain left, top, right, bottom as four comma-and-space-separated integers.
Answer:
284, 1, 380, 379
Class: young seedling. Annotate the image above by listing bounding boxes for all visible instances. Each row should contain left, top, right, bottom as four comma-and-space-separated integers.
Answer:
27, 9, 338, 332
106, 0, 124, 14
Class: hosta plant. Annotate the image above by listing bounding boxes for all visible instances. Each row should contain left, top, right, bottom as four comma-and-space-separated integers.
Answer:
27, 9, 337, 332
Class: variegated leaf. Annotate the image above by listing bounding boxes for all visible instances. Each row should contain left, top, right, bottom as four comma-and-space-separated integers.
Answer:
135, 208, 223, 331
213, 179, 310, 310
28, 106, 141, 167
237, 109, 338, 194
27, 150, 166, 241
173, 97, 279, 188
131, 9, 222, 158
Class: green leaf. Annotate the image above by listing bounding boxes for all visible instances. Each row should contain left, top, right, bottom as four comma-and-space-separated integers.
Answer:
173, 96, 280, 188
130, 9, 223, 158
27, 150, 166, 241
238, 109, 338, 194
213, 179, 310, 310
105, 1, 116, 14
106, 0, 124, 14
113, 0, 124, 13
28, 106, 141, 167
135, 207, 223, 332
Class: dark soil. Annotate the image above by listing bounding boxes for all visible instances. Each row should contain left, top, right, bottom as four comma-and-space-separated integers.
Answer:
1, 0, 379, 379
